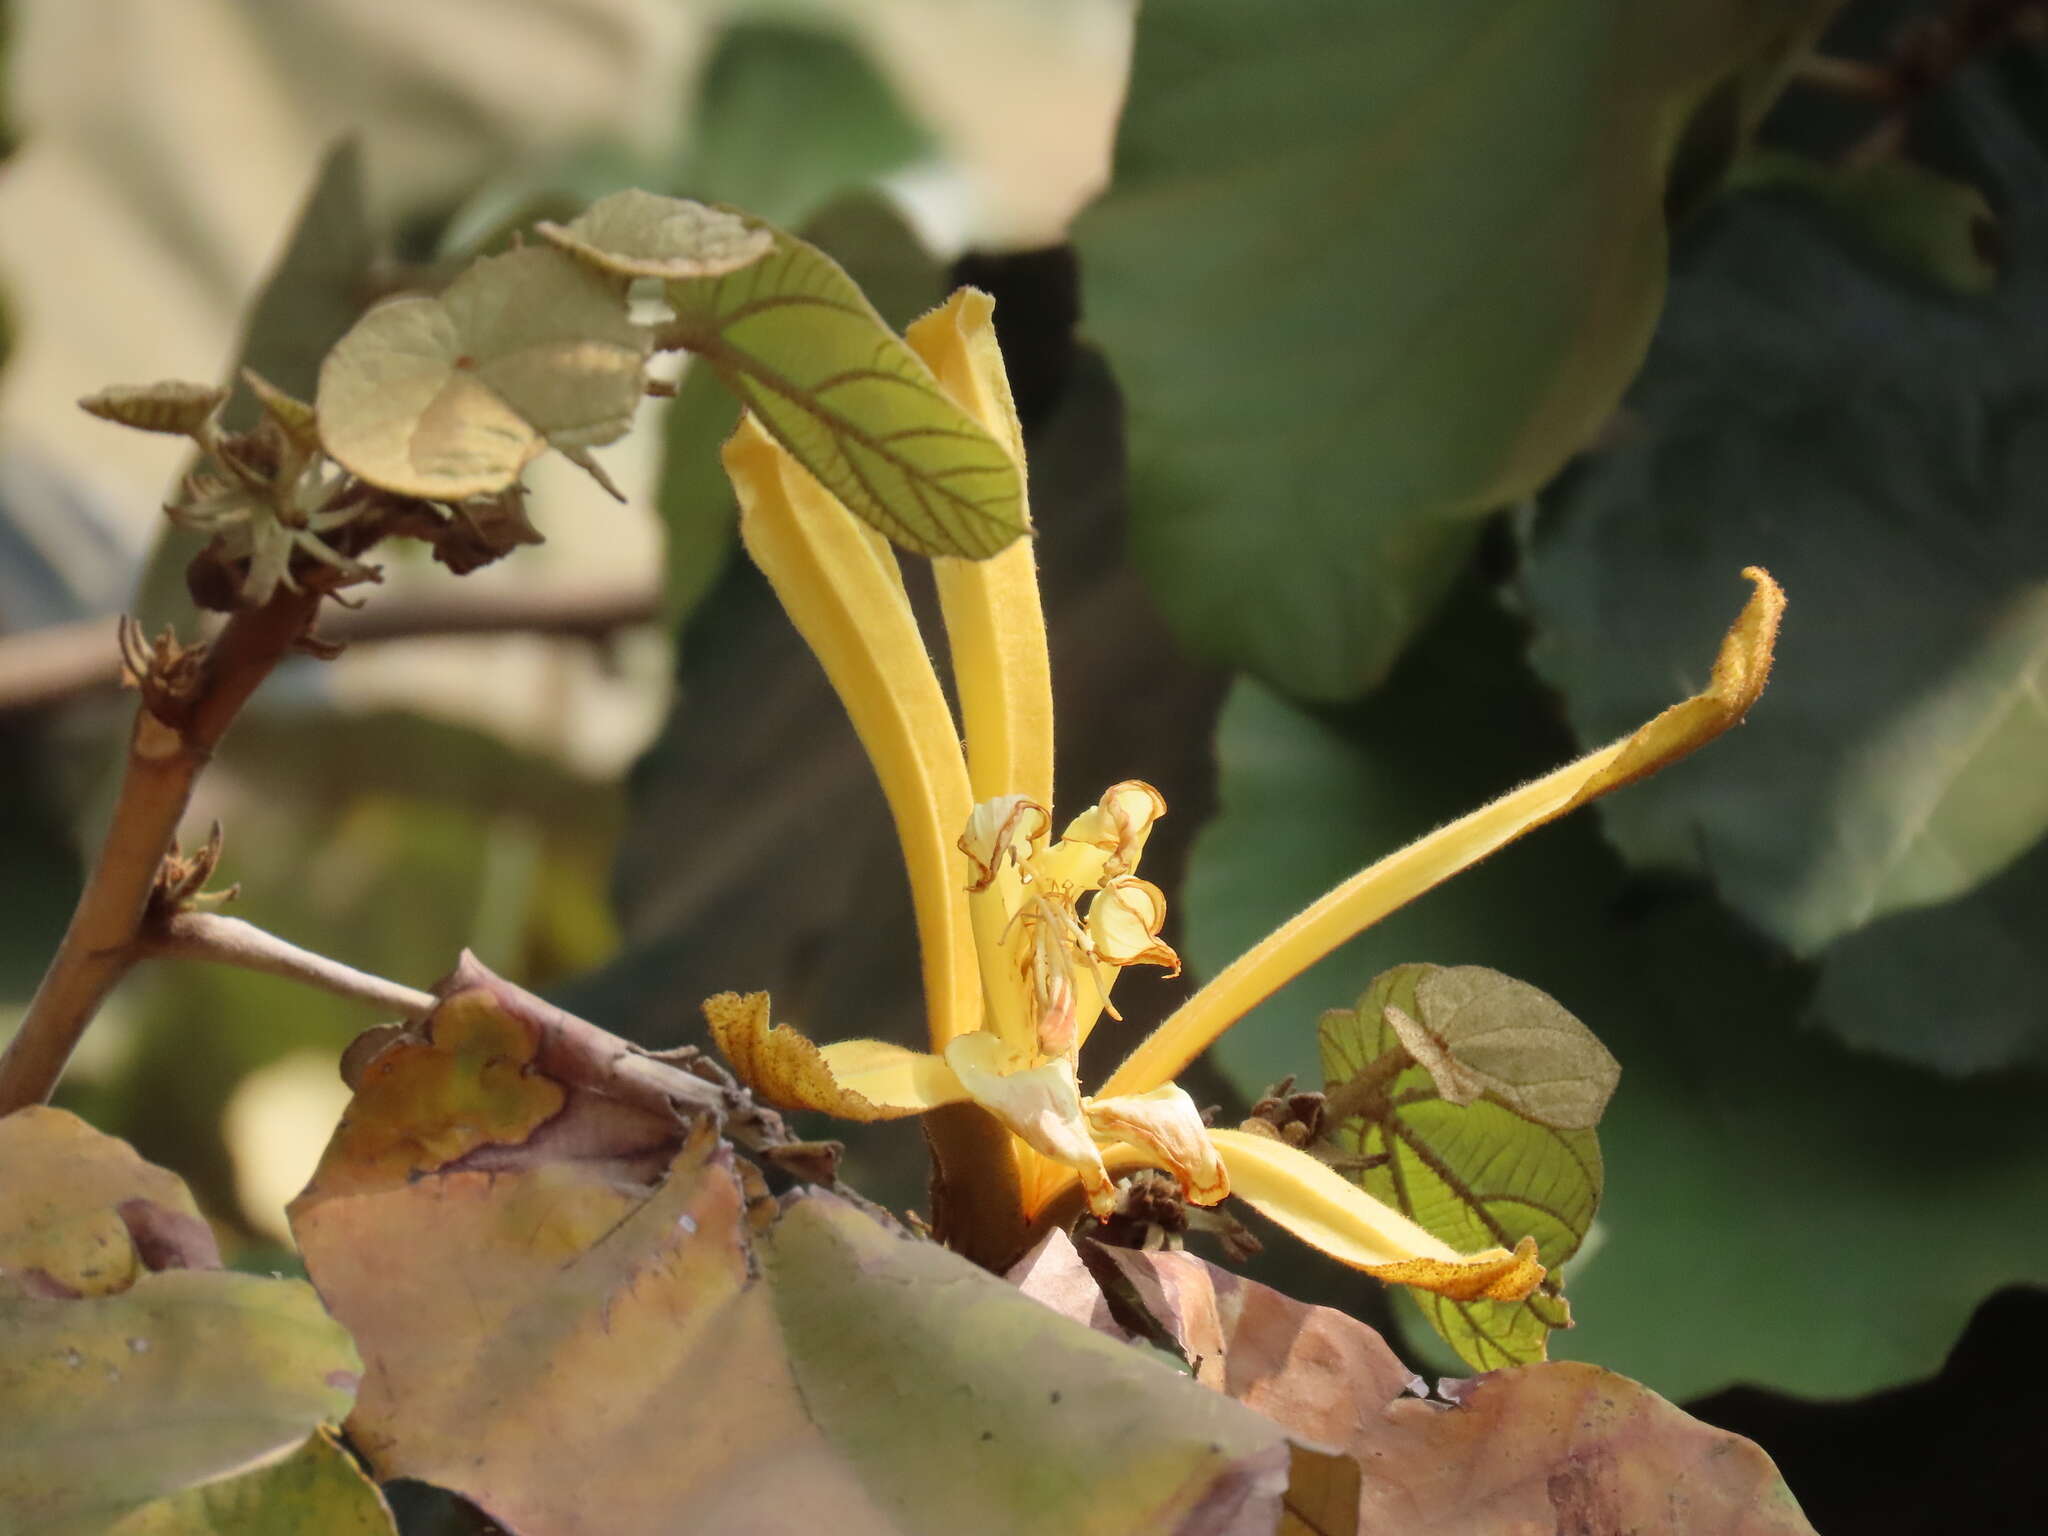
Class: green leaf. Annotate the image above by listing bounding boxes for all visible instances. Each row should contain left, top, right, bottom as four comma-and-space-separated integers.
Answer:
1522, 70, 2048, 1065
1807, 827, 2048, 1075
652, 196, 946, 632
1077, 0, 1838, 699
536, 189, 773, 280
663, 220, 1025, 558
1318, 967, 1601, 1370
317, 244, 649, 500
1181, 580, 2048, 1399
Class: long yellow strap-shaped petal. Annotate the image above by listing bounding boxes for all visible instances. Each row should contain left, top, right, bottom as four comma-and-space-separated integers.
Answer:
1208, 1129, 1545, 1303
909, 292, 1054, 1056
908, 290, 1054, 812
728, 417, 981, 1048
1103, 568, 1784, 1097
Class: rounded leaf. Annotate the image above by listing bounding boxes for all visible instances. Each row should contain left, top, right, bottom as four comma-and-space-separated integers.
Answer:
317, 245, 649, 499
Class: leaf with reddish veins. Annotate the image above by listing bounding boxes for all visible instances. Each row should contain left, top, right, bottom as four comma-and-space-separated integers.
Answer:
1015, 1233, 1815, 1536
292, 957, 1338, 1535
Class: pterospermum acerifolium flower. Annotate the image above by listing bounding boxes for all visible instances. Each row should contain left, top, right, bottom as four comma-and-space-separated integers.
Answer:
704, 287, 1783, 1310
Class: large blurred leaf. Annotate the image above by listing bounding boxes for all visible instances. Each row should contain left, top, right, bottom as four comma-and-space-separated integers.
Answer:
1017, 1232, 1815, 1536
681, 20, 932, 231
1078, 0, 1840, 700
1180, 578, 2048, 1399
1523, 62, 2048, 1069
1806, 829, 2048, 1073
0, 1109, 374, 1534
1318, 969, 1602, 1370
292, 965, 1322, 1534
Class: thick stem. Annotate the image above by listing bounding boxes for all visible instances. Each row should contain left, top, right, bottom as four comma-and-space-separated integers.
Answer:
145, 912, 435, 1019
0, 592, 321, 1113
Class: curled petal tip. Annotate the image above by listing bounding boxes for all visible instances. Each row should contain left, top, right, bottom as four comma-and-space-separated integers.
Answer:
704, 992, 962, 1121
1364, 1235, 1548, 1305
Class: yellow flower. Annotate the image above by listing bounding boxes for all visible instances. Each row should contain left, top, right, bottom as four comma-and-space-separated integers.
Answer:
708, 288, 1783, 1303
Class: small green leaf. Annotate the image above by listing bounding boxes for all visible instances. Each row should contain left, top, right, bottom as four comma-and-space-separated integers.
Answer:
1384, 964, 1619, 1131
78, 381, 227, 437
536, 189, 773, 281
316, 245, 649, 500
665, 223, 1025, 558
1320, 965, 1602, 1370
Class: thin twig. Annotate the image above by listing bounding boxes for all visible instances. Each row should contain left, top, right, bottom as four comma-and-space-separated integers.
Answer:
0, 582, 661, 714
0, 591, 321, 1112
144, 911, 436, 1019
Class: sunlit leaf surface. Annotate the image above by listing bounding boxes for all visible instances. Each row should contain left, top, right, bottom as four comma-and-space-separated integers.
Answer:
317, 245, 648, 499
665, 223, 1026, 558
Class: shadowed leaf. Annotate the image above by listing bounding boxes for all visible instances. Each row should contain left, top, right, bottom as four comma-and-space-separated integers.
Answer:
1080, 0, 1835, 698
1523, 69, 2048, 1075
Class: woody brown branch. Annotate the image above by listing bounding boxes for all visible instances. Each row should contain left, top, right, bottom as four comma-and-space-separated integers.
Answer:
0, 590, 323, 1113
